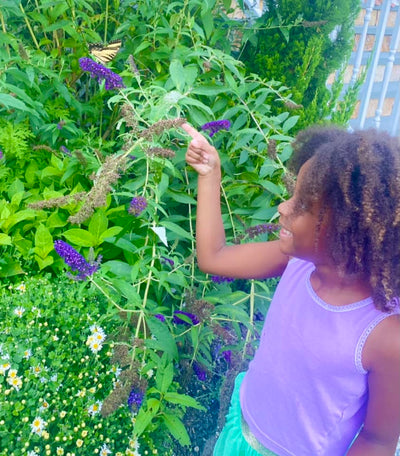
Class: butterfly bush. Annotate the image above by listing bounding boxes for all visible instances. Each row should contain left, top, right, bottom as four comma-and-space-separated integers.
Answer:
128, 196, 147, 216
54, 240, 101, 280
79, 57, 125, 90
172, 310, 199, 326
200, 119, 231, 137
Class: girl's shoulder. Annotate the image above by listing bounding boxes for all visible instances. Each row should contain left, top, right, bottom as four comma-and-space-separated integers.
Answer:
362, 313, 400, 371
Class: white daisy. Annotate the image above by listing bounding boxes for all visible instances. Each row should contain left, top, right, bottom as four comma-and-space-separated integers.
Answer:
7, 375, 23, 391
27, 451, 39, 456
0, 362, 11, 375
89, 324, 105, 336
30, 416, 46, 435
7, 369, 18, 379
99, 443, 112, 455
14, 306, 26, 317
23, 349, 32, 359
15, 283, 26, 292
88, 400, 102, 416
89, 340, 103, 353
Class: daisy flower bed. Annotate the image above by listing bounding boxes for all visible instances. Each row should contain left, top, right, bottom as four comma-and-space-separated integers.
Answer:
0, 276, 143, 455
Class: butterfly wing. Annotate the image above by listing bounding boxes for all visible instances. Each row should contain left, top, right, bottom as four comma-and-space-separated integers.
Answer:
88, 40, 122, 65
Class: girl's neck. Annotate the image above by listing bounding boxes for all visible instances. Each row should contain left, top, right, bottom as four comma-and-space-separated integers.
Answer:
310, 264, 372, 306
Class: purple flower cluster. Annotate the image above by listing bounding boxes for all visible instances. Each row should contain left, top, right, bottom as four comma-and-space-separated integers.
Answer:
60, 146, 71, 156
210, 275, 235, 284
200, 120, 231, 137
54, 240, 101, 280
127, 387, 144, 411
172, 310, 199, 326
222, 350, 232, 365
128, 196, 147, 216
0, 149, 3, 160
154, 313, 166, 322
161, 256, 174, 267
193, 361, 207, 381
79, 57, 125, 90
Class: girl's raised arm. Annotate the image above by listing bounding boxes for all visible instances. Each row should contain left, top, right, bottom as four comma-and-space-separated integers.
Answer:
182, 123, 288, 280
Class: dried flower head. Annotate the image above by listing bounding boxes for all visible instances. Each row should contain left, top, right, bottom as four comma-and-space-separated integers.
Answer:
79, 57, 125, 90
146, 147, 175, 159
185, 299, 214, 323
120, 104, 138, 131
283, 100, 303, 110
245, 223, 279, 239
69, 153, 128, 224
267, 139, 277, 160
28, 192, 86, 210
201, 120, 231, 137
138, 118, 186, 139
282, 171, 296, 196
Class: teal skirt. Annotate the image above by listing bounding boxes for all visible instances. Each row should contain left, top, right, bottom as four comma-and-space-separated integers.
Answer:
213, 373, 278, 456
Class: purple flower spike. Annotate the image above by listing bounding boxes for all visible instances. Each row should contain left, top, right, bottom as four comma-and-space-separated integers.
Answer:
154, 314, 166, 322
128, 196, 147, 216
54, 240, 101, 280
210, 275, 234, 284
222, 350, 232, 365
173, 310, 199, 326
0, 149, 3, 160
127, 388, 144, 411
201, 120, 231, 137
79, 57, 125, 90
161, 256, 174, 267
193, 361, 207, 381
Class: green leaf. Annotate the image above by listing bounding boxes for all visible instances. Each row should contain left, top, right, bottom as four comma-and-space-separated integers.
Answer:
88, 211, 108, 243
164, 392, 206, 410
35, 255, 54, 271
146, 317, 178, 360
282, 115, 299, 133
0, 94, 30, 112
63, 229, 97, 247
0, 259, 24, 277
156, 361, 174, 393
160, 221, 193, 241
34, 224, 53, 259
102, 260, 133, 280
169, 60, 185, 92
201, 10, 214, 39
0, 233, 12, 246
100, 226, 123, 242
162, 413, 191, 446
133, 408, 155, 438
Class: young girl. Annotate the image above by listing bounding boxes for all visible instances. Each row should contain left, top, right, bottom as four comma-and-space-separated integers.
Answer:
182, 123, 400, 456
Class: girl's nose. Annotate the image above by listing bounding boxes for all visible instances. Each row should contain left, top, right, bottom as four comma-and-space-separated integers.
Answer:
278, 199, 290, 217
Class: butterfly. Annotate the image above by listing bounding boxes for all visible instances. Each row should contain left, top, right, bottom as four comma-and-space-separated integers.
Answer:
88, 39, 122, 65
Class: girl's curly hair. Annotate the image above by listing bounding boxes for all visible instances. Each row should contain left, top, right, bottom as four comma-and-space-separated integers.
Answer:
289, 125, 400, 312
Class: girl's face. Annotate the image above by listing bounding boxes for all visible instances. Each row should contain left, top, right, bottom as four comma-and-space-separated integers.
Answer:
278, 160, 329, 263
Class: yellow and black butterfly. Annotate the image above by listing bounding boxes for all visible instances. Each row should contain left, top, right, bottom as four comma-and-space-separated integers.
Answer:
88, 40, 122, 65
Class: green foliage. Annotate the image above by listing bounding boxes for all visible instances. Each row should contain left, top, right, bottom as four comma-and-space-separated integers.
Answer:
239, 0, 361, 130
0, 0, 298, 453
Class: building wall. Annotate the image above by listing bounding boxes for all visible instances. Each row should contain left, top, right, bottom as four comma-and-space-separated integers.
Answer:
339, 0, 400, 136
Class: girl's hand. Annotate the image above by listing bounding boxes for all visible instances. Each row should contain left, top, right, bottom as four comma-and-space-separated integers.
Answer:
182, 123, 220, 176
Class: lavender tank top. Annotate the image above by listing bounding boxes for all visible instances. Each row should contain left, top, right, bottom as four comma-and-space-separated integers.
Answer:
240, 258, 399, 456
